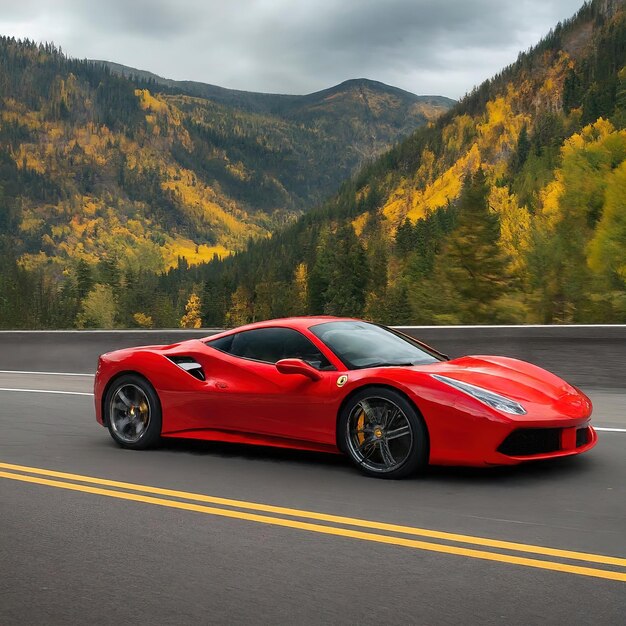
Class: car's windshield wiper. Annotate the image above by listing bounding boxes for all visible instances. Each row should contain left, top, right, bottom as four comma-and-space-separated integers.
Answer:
357, 361, 417, 369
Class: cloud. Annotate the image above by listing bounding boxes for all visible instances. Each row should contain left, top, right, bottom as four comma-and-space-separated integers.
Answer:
0, 0, 586, 99
71, 0, 195, 37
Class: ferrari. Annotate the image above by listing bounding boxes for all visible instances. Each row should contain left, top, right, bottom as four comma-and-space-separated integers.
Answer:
94, 317, 596, 478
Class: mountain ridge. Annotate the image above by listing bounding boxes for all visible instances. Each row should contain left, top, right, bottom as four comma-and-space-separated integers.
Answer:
95, 60, 455, 116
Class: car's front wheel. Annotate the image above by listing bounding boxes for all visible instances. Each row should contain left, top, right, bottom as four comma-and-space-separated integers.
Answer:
339, 387, 428, 479
104, 374, 162, 449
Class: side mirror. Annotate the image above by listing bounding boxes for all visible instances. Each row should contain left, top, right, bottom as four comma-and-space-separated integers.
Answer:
275, 358, 322, 381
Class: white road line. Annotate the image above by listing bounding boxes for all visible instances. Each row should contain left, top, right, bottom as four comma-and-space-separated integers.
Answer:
596, 427, 626, 433
0, 370, 94, 377
0, 388, 93, 396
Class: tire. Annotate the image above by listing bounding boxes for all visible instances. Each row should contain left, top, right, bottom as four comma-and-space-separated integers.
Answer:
339, 386, 428, 479
104, 374, 162, 450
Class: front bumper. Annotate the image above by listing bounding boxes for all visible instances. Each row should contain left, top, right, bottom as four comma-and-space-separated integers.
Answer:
486, 423, 597, 465
425, 399, 597, 467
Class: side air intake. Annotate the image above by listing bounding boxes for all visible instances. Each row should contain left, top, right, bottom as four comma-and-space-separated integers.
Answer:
167, 357, 206, 381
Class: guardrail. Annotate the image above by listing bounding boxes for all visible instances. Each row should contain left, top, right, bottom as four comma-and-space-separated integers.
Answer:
0, 325, 624, 388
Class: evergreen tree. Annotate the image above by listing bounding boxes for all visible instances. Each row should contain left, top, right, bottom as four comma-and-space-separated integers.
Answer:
395, 218, 416, 256
613, 67, 626, 128
366, 220, 389, 296
308, 224, 369, 316
152, 294, 178, 328
563, 68, 582, 113
75, 259, 93, 301
512, 124, 530, 172
202, 280, 227, 327
97, 255, 121, 288
437, 169, 510, 323
385, 283, 413, 325
308, 228, 333, 314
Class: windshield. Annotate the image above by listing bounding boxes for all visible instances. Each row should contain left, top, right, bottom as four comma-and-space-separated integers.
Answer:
310, 321, 443, 370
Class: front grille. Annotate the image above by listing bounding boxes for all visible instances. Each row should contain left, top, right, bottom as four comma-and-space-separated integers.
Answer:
576, 427, 589, 447
498, 428, 561, 456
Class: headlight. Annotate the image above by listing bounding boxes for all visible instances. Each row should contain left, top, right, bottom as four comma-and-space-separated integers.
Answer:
431, 374, 527, 415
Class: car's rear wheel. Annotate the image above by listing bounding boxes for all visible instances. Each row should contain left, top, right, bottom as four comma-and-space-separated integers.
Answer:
339, 387, 428, 479
104, 374, 161, 449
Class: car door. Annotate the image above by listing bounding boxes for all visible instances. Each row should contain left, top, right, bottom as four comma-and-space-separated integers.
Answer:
202, 327, 339, 446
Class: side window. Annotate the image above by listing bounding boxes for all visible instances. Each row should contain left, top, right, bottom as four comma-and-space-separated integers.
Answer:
280, 329, 333, 370
207, 328, 333, 370
209, 334, 234, 353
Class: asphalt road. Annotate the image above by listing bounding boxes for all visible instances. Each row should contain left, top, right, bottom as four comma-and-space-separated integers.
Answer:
1, 370, 625, 624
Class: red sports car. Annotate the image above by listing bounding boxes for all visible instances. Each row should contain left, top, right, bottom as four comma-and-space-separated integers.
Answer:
94, 317, 596, 478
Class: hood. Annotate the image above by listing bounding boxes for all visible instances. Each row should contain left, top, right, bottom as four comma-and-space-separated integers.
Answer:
426, 355, 591, 418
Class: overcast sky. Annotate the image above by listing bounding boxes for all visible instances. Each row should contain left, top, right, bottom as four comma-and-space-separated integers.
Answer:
0, 0, 585, 99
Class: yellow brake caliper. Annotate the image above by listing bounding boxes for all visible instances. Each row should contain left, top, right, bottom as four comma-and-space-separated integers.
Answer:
357, 410, 366, 445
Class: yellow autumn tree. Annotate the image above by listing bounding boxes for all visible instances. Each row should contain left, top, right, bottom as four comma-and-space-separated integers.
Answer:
226, 286, 254, 327
588, 161, 626, 286
76, 284, 117, 328
488, 186, 531, 276
180, 292, 202, 328
531, 120, 626, 322
293, 263, 308, 314
133, 312, 154, 328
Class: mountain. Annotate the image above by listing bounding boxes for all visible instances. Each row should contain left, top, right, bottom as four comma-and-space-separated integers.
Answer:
96, 62, 454, 207
169, 0, 625, 328
98, 60, 453, 119
0, 41, 453, 283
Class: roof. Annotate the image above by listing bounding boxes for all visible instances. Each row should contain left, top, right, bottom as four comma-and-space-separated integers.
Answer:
205, 316, 360, 338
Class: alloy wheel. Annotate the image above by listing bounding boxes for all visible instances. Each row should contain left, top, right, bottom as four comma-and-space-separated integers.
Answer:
345, 397, 413, 473
109, 383, 151, 444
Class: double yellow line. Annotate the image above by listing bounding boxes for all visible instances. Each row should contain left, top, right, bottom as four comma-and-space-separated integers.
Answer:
1, 460, 625, 583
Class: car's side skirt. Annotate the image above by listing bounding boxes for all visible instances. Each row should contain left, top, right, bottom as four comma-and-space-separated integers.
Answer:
161, 428, 342, 455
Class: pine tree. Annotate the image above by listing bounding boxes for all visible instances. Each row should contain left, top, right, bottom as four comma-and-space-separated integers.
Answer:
395, 218, 416, 255
513, 124, 530, 172
97, 255, 121, 288
202, 280, 227, 327
613, 67, 626, 128
75, 259, 93, 301
311, 224, 369, 316
563, 68, 582, 113
308, 228, 333, 314
153, 294, 178, 328
366, 222, 388, 296
385, 283, 413, 325
438, 169, 510, 323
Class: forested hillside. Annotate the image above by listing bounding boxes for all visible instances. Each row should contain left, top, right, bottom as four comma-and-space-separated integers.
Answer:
0, 40, 452, 328
2, 0, 625, 329
168, 0, 625, 329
